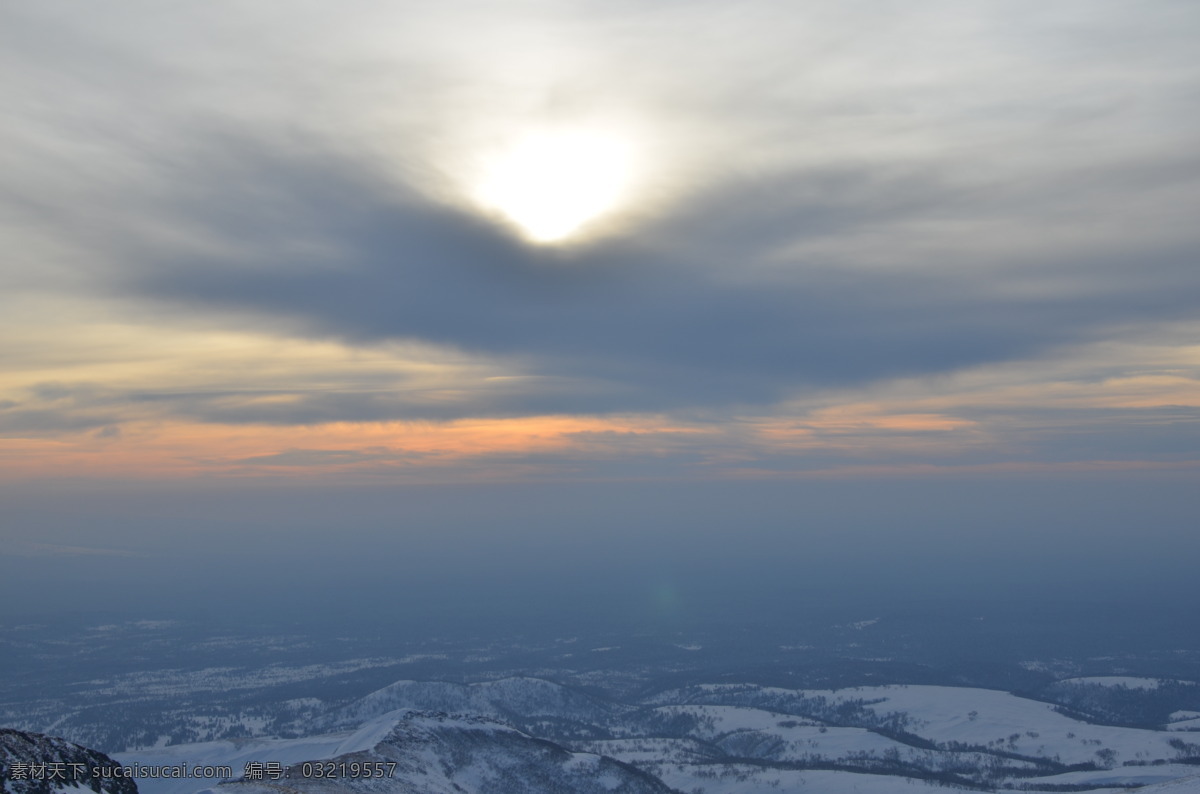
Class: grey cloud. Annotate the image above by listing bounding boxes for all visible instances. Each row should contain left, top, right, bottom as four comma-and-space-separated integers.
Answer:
108, 139, 1199, 417
5, 1, 1199, 423
0, 386, 123, 435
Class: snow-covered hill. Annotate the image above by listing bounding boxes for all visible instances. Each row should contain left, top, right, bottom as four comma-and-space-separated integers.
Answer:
108, 674, 1200, 793
207, 711, 671, 794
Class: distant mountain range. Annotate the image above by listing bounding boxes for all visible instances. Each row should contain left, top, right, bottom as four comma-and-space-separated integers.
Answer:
8, 670, 1200, 793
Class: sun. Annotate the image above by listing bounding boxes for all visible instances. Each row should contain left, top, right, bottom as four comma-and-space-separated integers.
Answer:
474, 129, 635, 244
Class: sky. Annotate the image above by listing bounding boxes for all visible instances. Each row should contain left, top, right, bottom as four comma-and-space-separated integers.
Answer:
2, 1, 1198, 623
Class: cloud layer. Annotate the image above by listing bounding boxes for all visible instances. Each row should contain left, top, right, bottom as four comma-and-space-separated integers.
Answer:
2, 0, 1199, 481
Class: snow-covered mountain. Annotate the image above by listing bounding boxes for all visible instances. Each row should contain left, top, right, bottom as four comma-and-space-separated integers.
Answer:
1, 729, 137, 794
207, 711, 670, 794
122, 707, 666, 794
108, 673, 1200, 793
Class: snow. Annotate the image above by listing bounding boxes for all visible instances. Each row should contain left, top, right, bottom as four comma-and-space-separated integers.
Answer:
798, 683, 1191, 765
115, 712, 406, 794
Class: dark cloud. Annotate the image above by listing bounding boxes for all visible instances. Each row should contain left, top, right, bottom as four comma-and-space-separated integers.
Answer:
103, 137, 1199, 417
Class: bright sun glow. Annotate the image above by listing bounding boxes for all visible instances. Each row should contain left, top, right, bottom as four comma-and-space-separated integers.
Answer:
474, 129, 634, 243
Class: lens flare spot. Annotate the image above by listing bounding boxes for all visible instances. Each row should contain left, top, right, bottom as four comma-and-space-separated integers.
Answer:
652, 582, 682, 617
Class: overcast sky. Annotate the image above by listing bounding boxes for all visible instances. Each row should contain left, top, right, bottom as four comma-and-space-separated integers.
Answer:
2, 2, 1198, 619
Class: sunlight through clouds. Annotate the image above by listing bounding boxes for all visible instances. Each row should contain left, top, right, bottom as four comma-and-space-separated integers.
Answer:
473, 127, 637, 243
